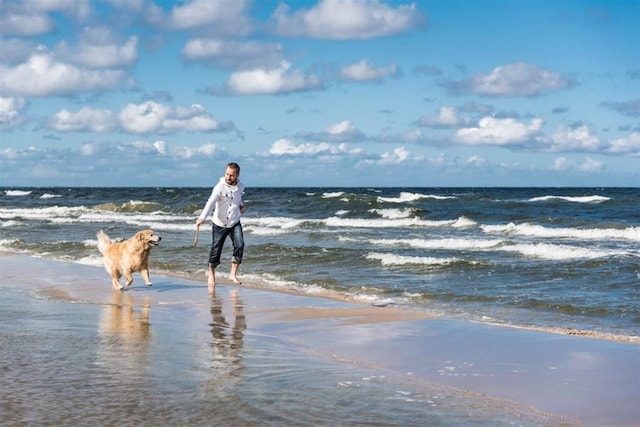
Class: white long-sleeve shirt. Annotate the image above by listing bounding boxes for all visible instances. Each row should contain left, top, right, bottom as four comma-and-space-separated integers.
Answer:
198, 177, 245, 228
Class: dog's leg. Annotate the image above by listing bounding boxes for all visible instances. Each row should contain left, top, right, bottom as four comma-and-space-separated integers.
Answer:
124, 270, 134, 287
141, 268, 152, 286
111, 275, 124, 291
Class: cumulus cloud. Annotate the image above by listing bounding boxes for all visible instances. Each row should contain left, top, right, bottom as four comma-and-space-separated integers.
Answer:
552, 156, 605, 173
607, 132, 640, 155
49, 107, 116, 132
545, 125, 602, 152
181, 38, 284, 69
0, 51, 127, 97
269, 139, 358, 156
297, 120, 367, 142
454, 116, 544, 145
270, 0, 425, 39
0, 0, 91, 36
47, 102, 234, 135
118, 102, 233, 134
55, 27, 138, 68
443, 62, 571, 97
0, 11, 54, 36
215, 61, 322, 95
339, 60, 399, 82
417, 106, 469, 128
379, 146, 411, 164
166, 0, 251, 35
0, 96, 27, 129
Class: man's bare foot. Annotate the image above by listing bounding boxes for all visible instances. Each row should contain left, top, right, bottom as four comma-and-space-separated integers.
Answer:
207, 281, 215, 293
229, 275, 242, 284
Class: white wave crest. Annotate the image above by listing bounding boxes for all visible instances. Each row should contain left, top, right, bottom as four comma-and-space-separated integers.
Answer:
40, 193, 62, 199
4, 190, 32, 196
322, 191, 345, 198
451, 216, 477, 228
499, 243, 625, 260
369, 208, 415, 219
481, 222, 640, 241
325, 216, 455, 228
528, 195, 610, 203
377, 192, 454, 203
366, 252, 462, 266
370, 238, 504, 250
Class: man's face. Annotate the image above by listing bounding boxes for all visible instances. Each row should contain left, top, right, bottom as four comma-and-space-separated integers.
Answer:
224, 167, 239, 185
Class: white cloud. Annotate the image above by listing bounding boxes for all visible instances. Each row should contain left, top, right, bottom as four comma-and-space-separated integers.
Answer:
552, 156, 605, 173
326, 120, 355, 135
49, 107, 116, 132
0, 96, 26, 129
607, 132, 640, 155
379, 146, 411, 164
55, 27, 138, 68
270, 0, 425, 40
578, 157, 604, 172
466, 155, 487, 167
295, 120, 367, 142
454, 117, 544, 145
0, 0, 91, 36
118, 102, 227, 134
0, 12, 54, 36
167, 0, 251, 35
0, 52, 127, 97
417, 106, 468, 128
47, 102, 232, 135
269, 139, 356, 156
339, 60, 398, 82
447, 62, 571, 97
546, 125, 602, 152
181, 38, 283, 69
223, 61, 322, 95
553, 157, 569, 170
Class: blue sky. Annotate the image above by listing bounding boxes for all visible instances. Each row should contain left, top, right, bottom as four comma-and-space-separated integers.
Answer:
1, 0, 638, 187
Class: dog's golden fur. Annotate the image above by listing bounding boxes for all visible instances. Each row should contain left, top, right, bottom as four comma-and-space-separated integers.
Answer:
97, 229, 161, 290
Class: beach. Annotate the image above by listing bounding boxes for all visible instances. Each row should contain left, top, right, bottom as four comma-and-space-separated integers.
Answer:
1, 254, 638, 426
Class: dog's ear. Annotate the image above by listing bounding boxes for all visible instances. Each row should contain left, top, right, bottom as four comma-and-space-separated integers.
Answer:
137, 231, 145, 241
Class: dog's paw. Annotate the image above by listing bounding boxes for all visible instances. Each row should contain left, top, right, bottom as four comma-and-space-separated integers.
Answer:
145, 282, 153, 287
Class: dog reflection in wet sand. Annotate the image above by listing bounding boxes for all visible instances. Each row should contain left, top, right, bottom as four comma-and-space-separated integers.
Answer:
98, 291, 151, 372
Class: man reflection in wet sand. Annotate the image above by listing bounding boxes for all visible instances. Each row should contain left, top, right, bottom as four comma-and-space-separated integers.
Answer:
209, 289, 246, 374
98, 291, 151, 374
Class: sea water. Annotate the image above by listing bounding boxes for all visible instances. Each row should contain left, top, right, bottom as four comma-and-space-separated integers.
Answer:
1, 187, 639, 338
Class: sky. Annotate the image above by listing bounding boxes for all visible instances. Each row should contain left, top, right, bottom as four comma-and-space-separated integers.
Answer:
1, 0, 639, 188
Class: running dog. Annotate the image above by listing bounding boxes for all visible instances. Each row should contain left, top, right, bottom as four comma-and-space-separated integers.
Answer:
96, 229, 161, 290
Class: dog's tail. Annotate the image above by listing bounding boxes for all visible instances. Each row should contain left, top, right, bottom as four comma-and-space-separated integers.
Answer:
96, 230, 112, 254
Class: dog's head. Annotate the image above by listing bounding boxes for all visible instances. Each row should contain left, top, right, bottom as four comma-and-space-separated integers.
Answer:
136, 229, 161, 249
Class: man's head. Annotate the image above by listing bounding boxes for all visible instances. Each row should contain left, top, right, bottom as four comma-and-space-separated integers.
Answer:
225, 162, 240, 185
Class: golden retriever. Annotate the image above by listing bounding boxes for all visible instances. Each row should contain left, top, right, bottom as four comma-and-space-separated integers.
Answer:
96, 229, 161, 290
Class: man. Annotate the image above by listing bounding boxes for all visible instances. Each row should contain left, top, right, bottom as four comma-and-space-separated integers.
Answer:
196, 162, 245, 292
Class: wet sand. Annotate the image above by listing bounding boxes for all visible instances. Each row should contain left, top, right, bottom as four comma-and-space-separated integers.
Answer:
1, 254, 638, 426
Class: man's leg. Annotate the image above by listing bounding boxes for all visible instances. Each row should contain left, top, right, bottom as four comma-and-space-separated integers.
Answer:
208, 225, 228, 290
229, 222, 244, 284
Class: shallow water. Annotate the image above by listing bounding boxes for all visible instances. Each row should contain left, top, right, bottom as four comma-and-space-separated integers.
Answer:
0, 260, 576, 427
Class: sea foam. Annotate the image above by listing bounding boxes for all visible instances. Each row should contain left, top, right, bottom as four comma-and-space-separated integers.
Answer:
481, 222, 640, 241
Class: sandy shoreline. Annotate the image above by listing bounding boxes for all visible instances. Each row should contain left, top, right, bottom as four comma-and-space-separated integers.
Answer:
1, 254, 639, 426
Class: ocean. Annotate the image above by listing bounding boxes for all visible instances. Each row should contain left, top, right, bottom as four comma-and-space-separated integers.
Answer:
1, 186, 639, 339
